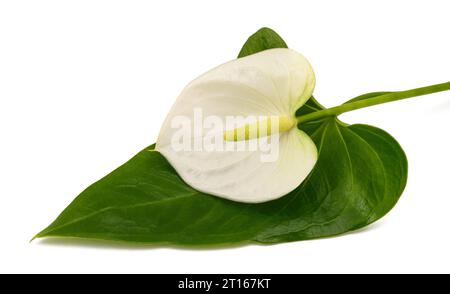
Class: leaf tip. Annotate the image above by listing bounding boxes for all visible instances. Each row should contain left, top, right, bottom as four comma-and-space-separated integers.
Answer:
29, 234, 39, 243
31, 227, 50, 243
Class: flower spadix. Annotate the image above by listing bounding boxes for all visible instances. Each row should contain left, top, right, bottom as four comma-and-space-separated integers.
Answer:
156, 48, 318, 203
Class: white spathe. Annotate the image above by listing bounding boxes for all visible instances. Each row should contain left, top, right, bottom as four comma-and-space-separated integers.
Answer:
156, 48, 318, 203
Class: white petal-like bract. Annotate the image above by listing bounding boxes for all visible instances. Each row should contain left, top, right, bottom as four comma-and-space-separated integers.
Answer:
156, 48, 317, 203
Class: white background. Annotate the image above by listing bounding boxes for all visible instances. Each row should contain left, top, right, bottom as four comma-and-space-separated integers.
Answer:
1, 0, 450, 274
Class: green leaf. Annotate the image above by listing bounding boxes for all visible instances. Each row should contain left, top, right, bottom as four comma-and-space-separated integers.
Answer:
238, 27, 288, 58
35, 28, 408, 246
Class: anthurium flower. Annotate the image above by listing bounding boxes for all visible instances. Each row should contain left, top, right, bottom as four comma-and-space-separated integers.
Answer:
156, 48, 317, 203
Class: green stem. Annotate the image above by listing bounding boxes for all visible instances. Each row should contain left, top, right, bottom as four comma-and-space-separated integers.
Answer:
296, 81, 450, 124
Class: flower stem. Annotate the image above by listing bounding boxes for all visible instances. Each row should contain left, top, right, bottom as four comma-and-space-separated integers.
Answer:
296, 81, 450, 124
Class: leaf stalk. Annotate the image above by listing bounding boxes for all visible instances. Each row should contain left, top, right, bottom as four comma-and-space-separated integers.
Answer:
296, 81, 450, 124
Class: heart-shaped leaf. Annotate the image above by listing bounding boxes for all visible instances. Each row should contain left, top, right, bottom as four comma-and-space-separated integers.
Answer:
35, 28, 407, 245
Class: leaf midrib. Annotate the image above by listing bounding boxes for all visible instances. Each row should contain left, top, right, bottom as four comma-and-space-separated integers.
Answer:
37, 191, 199, 237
